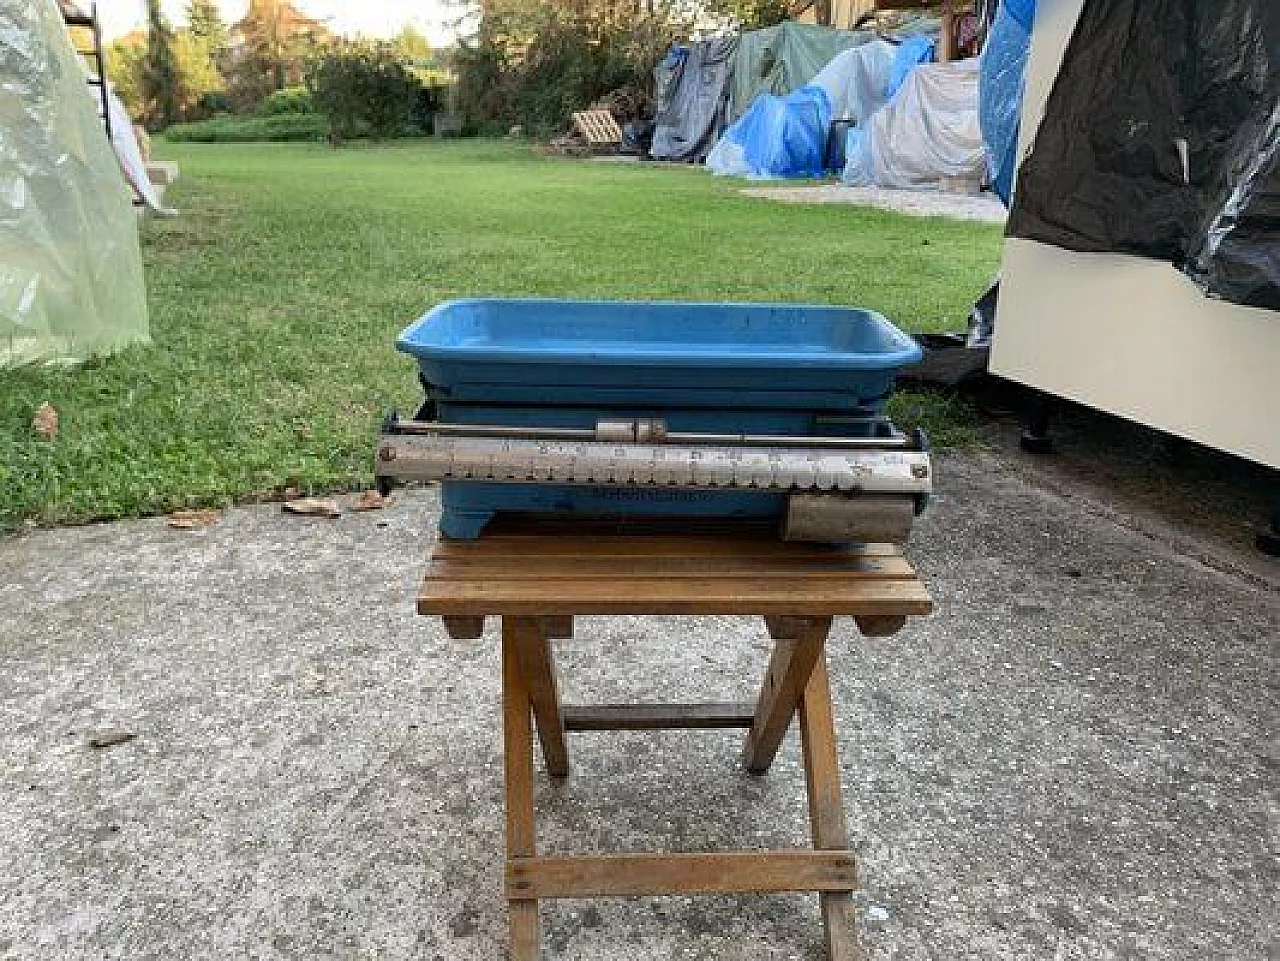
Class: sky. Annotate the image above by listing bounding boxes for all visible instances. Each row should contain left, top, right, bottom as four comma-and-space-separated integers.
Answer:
97, 0, 462, 46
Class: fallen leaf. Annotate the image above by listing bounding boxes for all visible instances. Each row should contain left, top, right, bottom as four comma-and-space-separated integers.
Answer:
283, 498, 341, 518
31, 402, 58, 440
167, 509, 221, 530
88, 730, 136, 749
354, 490, 388, 511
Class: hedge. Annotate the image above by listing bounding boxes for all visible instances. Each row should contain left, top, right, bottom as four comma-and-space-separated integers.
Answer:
163, 113, 328, 143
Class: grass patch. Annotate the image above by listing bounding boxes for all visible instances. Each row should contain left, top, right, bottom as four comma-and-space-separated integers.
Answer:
0, 140, 1001, 528
164, 113, 329, 143
887, 389, 980, 449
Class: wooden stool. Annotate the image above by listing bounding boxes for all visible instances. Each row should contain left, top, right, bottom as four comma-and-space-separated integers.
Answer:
418, 528, 932, 960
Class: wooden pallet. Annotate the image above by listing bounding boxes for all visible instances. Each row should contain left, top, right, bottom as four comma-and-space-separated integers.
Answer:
571, 109, 623, 147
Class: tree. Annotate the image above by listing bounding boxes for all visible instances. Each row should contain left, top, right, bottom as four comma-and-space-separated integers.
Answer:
391, 24, 434, 66
308, 42, 424, 142
451, 0, 680, 135
109, 28, 225, 125
143, 0, 181, 127
716, 0, 792, 27
171, 31, 227, 113
230, 0, 332, 107
107, 32, 148, 115
187, 0, 229, 56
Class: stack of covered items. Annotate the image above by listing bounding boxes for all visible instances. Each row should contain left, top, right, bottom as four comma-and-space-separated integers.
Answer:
689, 4, 1039, 192
706, 38, 902, 179
702, 24, 992, 189
654, 21, 876, 168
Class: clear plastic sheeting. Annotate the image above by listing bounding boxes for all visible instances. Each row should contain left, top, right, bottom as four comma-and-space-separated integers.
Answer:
706, 85, 831, 180
649, 36, 738, 163
978, 0, 1036, 206
843, 59, 985, 189
808, 39, 898, 126
728, 22, 872, 121
0, 0, 149, 368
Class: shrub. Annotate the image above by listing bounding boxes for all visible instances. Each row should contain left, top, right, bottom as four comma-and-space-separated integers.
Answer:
452, 39, 510, 136
307, 43, 425, 141
452, 9, 678, 137
257, 85, 313, 116
163, 112, 328, 142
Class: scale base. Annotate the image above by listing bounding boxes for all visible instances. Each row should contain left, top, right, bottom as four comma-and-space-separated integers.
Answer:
439, 484, 918, 544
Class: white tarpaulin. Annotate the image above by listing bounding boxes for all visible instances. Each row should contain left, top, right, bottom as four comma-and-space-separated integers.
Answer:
843, 58, 986, 189
704, 39, 902, 181
0, 0, 149, 368
809, 39, 898, 124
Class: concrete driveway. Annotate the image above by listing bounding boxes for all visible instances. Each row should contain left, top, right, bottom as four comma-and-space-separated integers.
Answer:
1, 446, 1275, 960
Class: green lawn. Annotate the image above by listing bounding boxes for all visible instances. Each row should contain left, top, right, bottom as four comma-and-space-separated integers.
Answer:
0, 139, 1000, 529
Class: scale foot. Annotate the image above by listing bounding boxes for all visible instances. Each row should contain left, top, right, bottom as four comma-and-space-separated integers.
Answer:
441, 510, 495, 540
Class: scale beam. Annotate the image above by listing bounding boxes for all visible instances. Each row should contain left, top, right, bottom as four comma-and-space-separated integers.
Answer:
377, 433, 931, 496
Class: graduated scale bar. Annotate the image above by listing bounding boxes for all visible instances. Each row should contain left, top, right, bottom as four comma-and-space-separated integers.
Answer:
377, 434, 932, 495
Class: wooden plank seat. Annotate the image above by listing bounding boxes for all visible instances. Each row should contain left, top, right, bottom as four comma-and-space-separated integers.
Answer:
418, 525, 932, 960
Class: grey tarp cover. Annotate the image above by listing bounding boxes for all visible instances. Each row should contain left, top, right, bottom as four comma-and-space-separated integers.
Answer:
728, 22, 873, 120
650, 35, 738, 163
0, 0, 148, 367
842, 58, 986, 189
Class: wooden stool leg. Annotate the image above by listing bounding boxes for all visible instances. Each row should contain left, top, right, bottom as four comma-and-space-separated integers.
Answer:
764, 615, 811, 641
800, 651, 865, 961
540, 615, 573, 639
510, 618, 569, 777
744, 616, 832, 774
502, 620, 540, 960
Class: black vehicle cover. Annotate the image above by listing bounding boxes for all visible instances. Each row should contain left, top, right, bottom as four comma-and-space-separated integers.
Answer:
1006, 0, 1278, 310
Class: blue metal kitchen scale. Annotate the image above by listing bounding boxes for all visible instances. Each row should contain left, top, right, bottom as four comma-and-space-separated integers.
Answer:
377, 298, 930, 542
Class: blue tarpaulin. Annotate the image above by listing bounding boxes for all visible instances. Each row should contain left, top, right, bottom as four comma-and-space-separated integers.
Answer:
886, 35, 935, 101
979, 0, 1037, 205
705, 84, 832, 179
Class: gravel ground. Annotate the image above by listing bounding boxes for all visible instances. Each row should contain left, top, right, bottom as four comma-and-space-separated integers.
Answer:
0, 445, 1275, 960
740, 185, 1008, 224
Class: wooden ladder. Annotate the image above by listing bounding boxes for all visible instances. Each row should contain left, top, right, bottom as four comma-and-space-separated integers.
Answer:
62, 2, 112, 141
